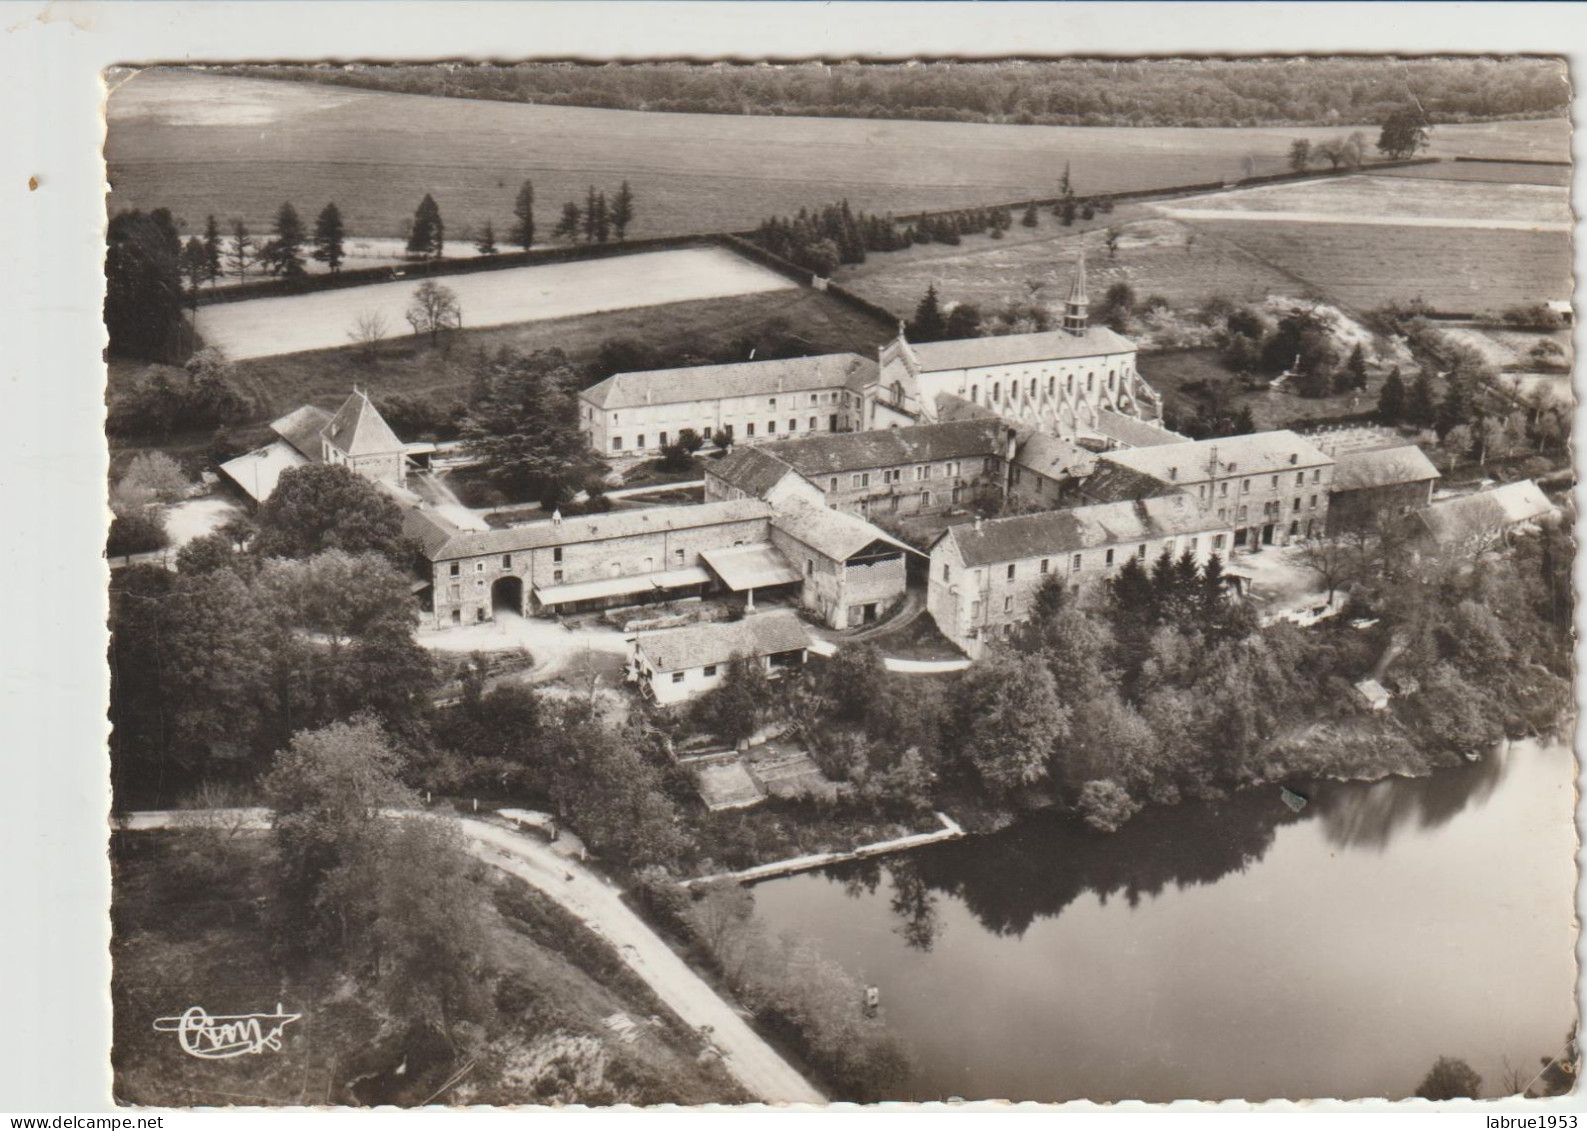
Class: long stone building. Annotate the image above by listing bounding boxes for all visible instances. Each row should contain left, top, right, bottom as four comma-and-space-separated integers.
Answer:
578, 353, 875, 457
926, 494, 1235, 657
405, 496, 917, 631
703, 419, 1017, 520
1080, 430, 1335, 548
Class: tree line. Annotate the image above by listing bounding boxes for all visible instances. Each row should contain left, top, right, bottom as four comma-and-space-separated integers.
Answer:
106, 178, 640, 364
671, 508, 1570, 839
238, 58, 1569, 129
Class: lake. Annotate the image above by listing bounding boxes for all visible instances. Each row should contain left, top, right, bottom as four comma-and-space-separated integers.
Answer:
750, 738, 1578, 1102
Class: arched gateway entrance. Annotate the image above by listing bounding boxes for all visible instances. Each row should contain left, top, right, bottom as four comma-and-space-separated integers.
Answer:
491, 575, 525, 618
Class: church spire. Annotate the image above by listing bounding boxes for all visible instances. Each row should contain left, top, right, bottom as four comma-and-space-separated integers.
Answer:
1063, 251, 1089, 336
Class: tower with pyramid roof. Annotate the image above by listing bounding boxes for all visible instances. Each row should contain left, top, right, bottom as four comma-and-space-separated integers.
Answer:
319, 387, 409, 488
1063, 251, 1089, 336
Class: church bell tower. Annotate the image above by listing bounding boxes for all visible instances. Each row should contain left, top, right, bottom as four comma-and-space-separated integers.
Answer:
1063, 251, 1089, 336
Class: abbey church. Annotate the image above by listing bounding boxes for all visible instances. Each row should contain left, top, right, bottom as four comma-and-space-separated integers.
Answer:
862, 254, 1163, 437
577, 255, 1167, 462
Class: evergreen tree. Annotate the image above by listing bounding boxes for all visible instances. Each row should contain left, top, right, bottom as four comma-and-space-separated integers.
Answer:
202, 214, 223, 285
263, 201, 306, 278
1377, 366, 1406, 423
179, 237, 208, 306
407, 193, 444, 259
592, 190, 610, 243
1232, 406, 1257, 434
226, 218, 255, 281
610, 179, 635, 240
474, 219, 498, 255
1436, 374, 1474, 438
311, 202, 346, 273
907, 284, 947, 342
1407, 370, 1437, 429
106, 208, 184, 362
1344, 343, 1368, 390
583, 185, 599, 242
510, 179, 535, 250
553, 201, 582, 243
1021, 200, 1039, 227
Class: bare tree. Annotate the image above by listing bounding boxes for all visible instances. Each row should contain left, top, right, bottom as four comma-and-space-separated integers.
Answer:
347, 309, 389, 361
404, 281, 462, 345
1298, 534, 1356, 604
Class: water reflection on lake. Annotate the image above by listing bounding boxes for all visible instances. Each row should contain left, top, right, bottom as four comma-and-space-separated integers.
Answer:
750, 739, 1577, 1102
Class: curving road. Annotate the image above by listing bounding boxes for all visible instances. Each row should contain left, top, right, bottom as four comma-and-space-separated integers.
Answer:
119, 809, 825, 1106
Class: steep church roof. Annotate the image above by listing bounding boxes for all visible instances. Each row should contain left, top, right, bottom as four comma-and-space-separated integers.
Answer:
907, 325, 1135, 373
322, 389, 404, 457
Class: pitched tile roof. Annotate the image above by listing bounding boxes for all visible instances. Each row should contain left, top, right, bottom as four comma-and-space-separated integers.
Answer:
944, 494, 1221, 567
581, 354, 876, 411
705, 446, 803, 497
747, 419, 1010, 478
1330, 445, 1440, 492
403, 505, 465, 559
1094, 429, 1332, 486
1014, 431, 1095, 480
933, 392, 1001, 423
322, 390, 404, 457
1077, 461, 1187, 504
1418, 480, 1553, 543
636, 610, 811, 672
770, 501, 919, 561
270, 405, 334, 461
908, 325, 1135, 373
425, 498, 772, 562
1089, 409, 1188, 449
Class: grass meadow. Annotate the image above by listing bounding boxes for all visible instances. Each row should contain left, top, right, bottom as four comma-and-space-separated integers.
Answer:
192, 246, 796, 361
107, 69, 1572, 243
1184, 220, 1572, 313
109, 286, 894, 466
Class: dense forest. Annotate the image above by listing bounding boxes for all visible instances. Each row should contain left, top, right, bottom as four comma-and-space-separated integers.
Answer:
219, 57, 1568, 128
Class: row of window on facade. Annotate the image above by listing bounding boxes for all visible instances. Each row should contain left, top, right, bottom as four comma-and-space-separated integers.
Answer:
831, 458, 984, 493
446, 543, 695, 583
1211, 495, 1321, 524
945, 533, 1231, 590
610, 391, 849, 428
610, 414, 845, 452
969, 369, 1121, 407
1197, 470, 1323, 500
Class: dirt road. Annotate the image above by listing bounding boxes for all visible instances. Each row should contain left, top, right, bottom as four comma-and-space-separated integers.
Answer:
458, 819, 825, 1105
120, 809, 825, 1106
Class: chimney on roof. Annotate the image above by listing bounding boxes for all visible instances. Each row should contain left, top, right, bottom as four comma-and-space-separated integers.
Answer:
1290, 453, 1298, 465
645, 388, 652, 405
1169, 466, 1178, 481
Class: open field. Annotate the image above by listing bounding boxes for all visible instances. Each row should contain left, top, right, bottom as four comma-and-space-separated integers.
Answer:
111, 286, 894, 452
192, 246, 796, 361
1183, 218, 1571, 313
107, 69, 1571, 242
834, 215, 1310, 319
1160, 173, 1570, 230
1375, 161, 1572, 187
1440, 324, 1573, 370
